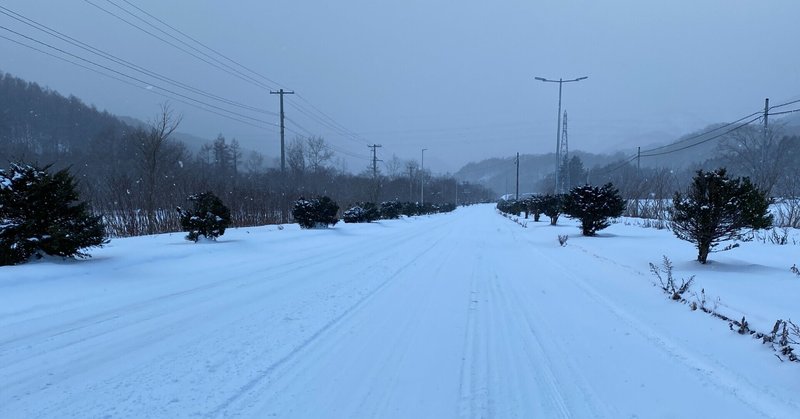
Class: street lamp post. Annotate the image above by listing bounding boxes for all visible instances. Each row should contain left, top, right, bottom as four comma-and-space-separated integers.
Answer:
534, 75, 587, 193
421, 148, 428, 205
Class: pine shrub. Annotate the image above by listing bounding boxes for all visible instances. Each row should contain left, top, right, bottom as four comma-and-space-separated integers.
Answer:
380, 201, 402, 219
672, 168, 772, 264
343, 206, 367, 223
563, 183, 626, 236
540, 194, 565, 225
293, 196, 340, 229
0, 162, 107, 265
176, 191, 231, 242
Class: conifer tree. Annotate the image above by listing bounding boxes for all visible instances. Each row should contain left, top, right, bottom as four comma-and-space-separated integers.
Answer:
563, 183, 626, 236
293, 196, 340, 229
540, 194, 565, 225
176, 191, 231, 242
0, 162, 107, 265
672, 168, 772, 264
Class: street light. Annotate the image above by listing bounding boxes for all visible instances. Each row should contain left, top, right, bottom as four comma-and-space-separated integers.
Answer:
535, 75, 588, 193
421, 148, 428, 205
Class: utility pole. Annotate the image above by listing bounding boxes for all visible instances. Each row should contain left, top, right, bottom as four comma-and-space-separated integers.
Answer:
515, 152, 520, 201
764, 97, 770, 137
535, 75, 588, 193
368, 144, 383, 178
369, 144, 382, 202
421, 148, 428, 205
270, 88, 295, 173
637, 146, 641, 173
408, 164, 414, 201
560, 111, 569, 193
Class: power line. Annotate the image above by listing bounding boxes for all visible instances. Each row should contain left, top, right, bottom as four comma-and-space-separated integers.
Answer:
0, 5, 276, 117
638, 111, 761, 155
88, 0, 374, 153
117, 0, 285, 89
283, 118, 370, 160
768, 108, 800, 117
640, 116, 761, 157
0, 25, 279, 129
286, 100, 370, 146
0, 34, 278, 132
769, 98, 800, 110
82, 0, 273, 91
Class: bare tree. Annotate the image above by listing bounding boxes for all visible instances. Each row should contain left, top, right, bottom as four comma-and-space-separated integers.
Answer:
719, 125, 787, 195
385, 154, 403, 179
136, 103, 182, 235
245, 150, 265, 173
287, 137, 306, 176
305, 136, 334, 173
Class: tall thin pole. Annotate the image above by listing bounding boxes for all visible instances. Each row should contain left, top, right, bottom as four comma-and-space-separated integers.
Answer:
515, 152, 520, 201
535, 75, 588, 194
369, 144, 382, 178
637, 146, 641, 173
270, 88, 295, 173
764, 97, 770, 136
421, 148, 427, 205
556, 79, 563, 193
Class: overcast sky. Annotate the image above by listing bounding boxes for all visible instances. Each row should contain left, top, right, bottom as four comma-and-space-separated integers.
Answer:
1, 0, 798, 173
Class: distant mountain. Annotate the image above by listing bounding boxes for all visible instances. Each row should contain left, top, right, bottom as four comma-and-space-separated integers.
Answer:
455, 150, 627, 195
455, 116, 800, 196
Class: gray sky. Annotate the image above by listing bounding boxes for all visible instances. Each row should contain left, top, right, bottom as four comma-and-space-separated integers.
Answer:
1, 0, 798, 173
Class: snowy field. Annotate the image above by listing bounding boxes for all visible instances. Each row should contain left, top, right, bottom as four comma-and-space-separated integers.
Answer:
1, 204, 798, 418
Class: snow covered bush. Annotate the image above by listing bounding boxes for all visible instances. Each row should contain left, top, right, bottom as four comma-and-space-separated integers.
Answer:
539, 194, 565, 225
402, 202, 421, 217
671, 168, 772, 264
292, 196, 339, 229
176, 191, 231, 242
0, 162, 107, 265
379, 201, 402, 219
343, 206, 370, 223
496, 199, 523, 216
438, 203, 457, 213
563, 183, 626, 236
343, 202, 379, 223
524, 196, 542, 221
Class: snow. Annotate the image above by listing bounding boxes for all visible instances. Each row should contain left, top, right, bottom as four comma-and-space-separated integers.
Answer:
0, 204, 798, 418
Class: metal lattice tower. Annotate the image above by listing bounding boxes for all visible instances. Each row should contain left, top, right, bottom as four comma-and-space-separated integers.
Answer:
559, 110, 569, 193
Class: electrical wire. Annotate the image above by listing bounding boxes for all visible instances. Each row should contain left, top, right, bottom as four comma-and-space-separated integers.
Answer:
0, 5, 276, 117
82, 0, 273, 91
638, 111, 761, 155
118, 0, 285, 89
0, 33, 278, 131
639, 116, 761, 157
89, 0, 377, 154
768, 108, 800, 117
0, 25, 280, 129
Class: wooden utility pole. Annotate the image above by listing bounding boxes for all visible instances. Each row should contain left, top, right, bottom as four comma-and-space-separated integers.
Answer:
270, 88, 294, 173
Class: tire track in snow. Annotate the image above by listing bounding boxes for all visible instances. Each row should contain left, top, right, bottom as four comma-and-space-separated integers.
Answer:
0, 216, 459, 417
0, 216, 445, 356
206, 227, 455, 418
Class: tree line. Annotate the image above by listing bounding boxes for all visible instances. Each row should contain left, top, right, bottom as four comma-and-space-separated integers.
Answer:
0, 72, 493, 237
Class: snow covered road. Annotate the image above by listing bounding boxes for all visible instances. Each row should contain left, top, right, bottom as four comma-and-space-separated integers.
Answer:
1, 204, 798, 418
